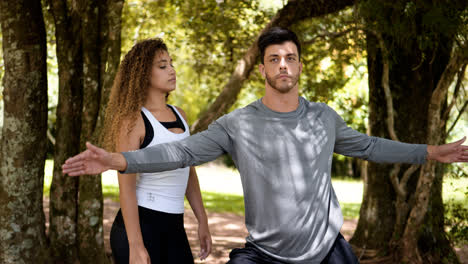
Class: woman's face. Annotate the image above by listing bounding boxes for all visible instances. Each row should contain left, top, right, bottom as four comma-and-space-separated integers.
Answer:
149, 50, 176, 93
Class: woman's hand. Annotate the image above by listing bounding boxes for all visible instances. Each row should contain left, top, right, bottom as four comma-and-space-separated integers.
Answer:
197, 222, 212, 260
129, 243, 151, 264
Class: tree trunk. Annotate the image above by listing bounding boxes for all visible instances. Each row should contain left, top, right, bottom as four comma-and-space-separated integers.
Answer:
350, 33, 398, 253
399, 46, 467, 263
48, 0, 84, 262
77, 0, 106, 262
351, 27, 462, 263
191, 0, 355, 133
0, 0, 50, 263
77, 1, 123, 262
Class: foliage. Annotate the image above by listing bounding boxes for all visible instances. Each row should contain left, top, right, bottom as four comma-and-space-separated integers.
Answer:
445, 201, 468, 246
443, 175, 468, 246
359, 0, 467, 63
295, 8, 367, 104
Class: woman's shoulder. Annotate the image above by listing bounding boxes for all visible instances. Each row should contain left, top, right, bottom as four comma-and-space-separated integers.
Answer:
121, 112, 146, 137
170, 105, 188, 122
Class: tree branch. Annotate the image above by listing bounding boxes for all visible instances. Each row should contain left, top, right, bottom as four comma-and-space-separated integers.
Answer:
400, 164, 419, 188
374, 31, 399, 141
302, 26, 363, 46
372, 31, 422, 209
446, 99, 468, 137
47, 129, 56, 145
389, 164, 405, 198
441, 64, 466, 127
427, 46, 468, 144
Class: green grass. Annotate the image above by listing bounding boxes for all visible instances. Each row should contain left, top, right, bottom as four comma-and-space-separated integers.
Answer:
191, 191, 245, 215
340, 202, 361, 220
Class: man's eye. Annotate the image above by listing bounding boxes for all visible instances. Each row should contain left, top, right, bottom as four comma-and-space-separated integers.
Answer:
288, 57, 296, 61
271, 58, 278, 62
160, 66, 166, 69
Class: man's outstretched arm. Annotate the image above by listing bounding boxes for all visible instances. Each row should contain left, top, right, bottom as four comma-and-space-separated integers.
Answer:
62, 142, 126, 176
62, 119, 232, 176
331, 105, 468, 164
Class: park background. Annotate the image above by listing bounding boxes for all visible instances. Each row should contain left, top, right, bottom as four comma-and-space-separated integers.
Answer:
0, 0, 467, 263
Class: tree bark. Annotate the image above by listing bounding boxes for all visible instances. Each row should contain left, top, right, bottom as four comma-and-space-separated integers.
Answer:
191, 0, 355, 133
350, 33, 398, 252
77, 0, 106, 262
0, 0, 50, 263
48, 0, 84, 262
77, 1, 123, 263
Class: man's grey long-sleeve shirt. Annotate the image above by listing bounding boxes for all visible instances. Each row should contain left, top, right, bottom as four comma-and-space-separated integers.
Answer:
122, 97, 427, 263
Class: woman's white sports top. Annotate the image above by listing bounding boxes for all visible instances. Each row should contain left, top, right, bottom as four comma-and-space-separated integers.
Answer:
135, 105, 190, 214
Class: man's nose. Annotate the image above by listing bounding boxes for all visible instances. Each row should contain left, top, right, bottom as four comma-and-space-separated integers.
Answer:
279, 58, 287, 70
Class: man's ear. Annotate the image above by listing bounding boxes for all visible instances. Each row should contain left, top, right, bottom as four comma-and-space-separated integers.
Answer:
299, 61, 303, 75
259, 63, 266, 78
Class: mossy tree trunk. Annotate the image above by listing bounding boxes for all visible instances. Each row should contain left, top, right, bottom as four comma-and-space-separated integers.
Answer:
0, 0, 50, 263
351, 1, 467, 262
48, 0, 84, 262
77, 0, 123, 263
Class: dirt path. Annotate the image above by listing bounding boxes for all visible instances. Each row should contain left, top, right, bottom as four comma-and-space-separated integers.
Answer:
44, 198, 466, 263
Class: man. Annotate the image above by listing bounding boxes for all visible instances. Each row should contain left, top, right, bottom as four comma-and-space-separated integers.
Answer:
63, 27, 468, 263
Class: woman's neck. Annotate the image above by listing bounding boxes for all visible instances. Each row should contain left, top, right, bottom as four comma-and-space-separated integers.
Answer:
143, 89, 168, 111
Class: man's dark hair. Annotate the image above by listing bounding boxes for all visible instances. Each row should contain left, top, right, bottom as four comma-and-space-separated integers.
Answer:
258, 27, 301, 64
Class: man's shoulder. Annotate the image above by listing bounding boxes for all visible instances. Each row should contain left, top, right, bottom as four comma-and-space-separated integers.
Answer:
226, 100, 260, 117
300, 97, 331, 112
214, 100, 260, 129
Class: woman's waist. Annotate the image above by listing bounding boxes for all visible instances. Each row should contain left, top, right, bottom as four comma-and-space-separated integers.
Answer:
135, 185, 187, 199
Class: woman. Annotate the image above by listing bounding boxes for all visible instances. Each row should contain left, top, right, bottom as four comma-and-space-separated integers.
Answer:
103, 38, 211, 264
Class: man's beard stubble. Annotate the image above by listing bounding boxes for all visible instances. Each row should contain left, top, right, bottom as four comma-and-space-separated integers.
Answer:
265, 72, 299, 94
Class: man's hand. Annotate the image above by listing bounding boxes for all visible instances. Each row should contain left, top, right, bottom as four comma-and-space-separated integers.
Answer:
61, 142, 127, 176
198, 222, 212, 260
427, 137, 468, 163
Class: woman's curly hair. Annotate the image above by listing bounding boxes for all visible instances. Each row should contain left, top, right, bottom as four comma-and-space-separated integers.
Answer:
102, 38, 168, 151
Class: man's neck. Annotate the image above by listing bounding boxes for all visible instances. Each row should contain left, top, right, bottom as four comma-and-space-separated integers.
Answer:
262, 86, 299, 113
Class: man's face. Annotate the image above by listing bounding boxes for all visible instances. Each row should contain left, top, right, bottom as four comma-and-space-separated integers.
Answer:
259, 41, 302, 94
